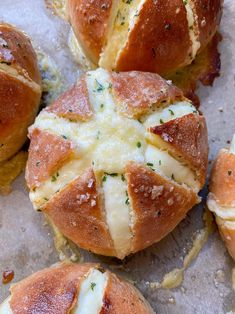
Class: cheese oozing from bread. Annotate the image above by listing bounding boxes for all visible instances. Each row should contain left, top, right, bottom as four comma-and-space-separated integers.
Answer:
99, 0, 145, 69
143, 101, 197, 129
184, 0, 201, 61
29, 68, 200, 254
145, 144, 199, 191
72, 268, 107, 314
103, 175, 132, 258
0, 269, 107, 314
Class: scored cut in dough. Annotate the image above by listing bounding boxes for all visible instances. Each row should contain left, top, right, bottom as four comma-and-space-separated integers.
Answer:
27, 68, 203, 258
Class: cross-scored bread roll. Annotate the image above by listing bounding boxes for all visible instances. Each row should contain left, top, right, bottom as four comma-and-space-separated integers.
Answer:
66, 0, 222, 75
207, 135, 235, 260
0, 263, 154, 314
26, 68, 208, 259
0, 23, 42, 162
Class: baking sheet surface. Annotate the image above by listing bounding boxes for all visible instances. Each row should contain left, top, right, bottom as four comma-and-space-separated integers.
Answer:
0, 1, 235, 313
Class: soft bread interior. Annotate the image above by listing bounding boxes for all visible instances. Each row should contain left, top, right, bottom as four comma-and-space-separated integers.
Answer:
72, 268, 107, 314
145, 144, 200, 191
103, 175, 132, 258
0, 297, 12, 314
99, 0, 145, 69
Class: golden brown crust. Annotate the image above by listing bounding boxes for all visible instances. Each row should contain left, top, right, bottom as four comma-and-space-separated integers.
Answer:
101, 271, 153, 314
67, 0, 113, 64
8, 263, 153, 314
44, 168, 116, 256
125, 162, 197, 253
0, 23, 41, 84
115, 0, 191, 75
0, 71, 41, 162
67, 0, 222, 77
0, 23, 41, 163
192, 0, 223, 51
46, 76, 93, 122
150, 113, 208, 186
111, 71, 184, 118
10, 263, 93, 314
26, 128, 75, 189
209, 149, 235, 207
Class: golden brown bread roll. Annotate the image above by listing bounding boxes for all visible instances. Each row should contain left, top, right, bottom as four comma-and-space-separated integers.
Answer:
207, 135, 235, 260
0, 23, 42, 162
26, 68, 208, 259
66, 0, 222, 75
0, 263, 154, 314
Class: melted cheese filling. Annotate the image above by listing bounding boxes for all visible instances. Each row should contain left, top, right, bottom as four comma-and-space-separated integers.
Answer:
103, 175, 132, 258
29, 159, 88, 209
207, 196, 235, 221
0, 298, 12, 314
30, 69, 200, 253
145, 144, 199, 191
99, 0, 145, 69
143, 101, 197, 129
184, 1, 201, 62
72, 268, 107, 314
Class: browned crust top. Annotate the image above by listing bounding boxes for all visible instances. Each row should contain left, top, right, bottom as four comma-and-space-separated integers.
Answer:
44, 168, 116, 256
67, 0, 113, 63
9, 263, 93, 314
126, 162, 197, 253
0, 71, 41, 161
111, 71, 184, 118
100, 271, 153, 314
150, 113, 208, 185
209, 149, 235, 206
46, 76, 93, 122
0, 23, 41, 85
192, 0, 223, 51
0, 71, 39, 138
9, 263, 153, 314
115, 0, 191, 75
26, 128, 75, 189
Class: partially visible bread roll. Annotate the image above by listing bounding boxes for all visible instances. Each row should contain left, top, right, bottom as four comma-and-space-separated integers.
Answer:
207, 135, 235, 260
0, 23, 41, 162
26, 68, 208, 259
66, 0, 222, 75
0, 263, 154, 314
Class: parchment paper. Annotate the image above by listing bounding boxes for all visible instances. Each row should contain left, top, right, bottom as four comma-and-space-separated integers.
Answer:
0, 1, 235, 313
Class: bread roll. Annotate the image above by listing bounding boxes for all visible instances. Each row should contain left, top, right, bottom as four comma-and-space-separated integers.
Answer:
0, 23, 41, 162
207, 135, 235, 260
26, 68, 208, 259
66, 0, 222, 75
0, 263, 154, 314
